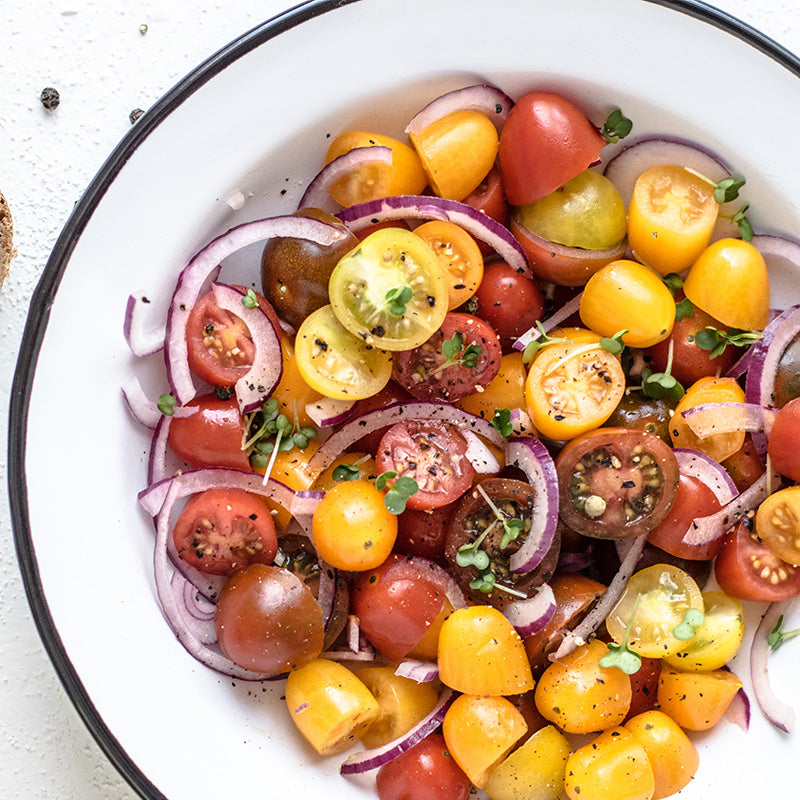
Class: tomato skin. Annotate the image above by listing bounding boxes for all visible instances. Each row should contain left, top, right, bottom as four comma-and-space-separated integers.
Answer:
624, 657, 662, 721
755, 486, 800, 566
767, 397, 800, 482
167, 393, 249, 471
395, 503, 453, 565
462, 164, 509, 228
349, 380, 414, 455
721, 434, 765, 492
498, 91, 605, 205
172, 488, 277, 576
656, 664, 743, 731
376, 734, 471, 800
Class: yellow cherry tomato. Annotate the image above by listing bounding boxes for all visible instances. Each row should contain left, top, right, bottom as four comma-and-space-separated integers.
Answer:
484, 724, 571, 800
524, 341, 626, 441
624, 710, 699, 800
437, 605, 534, 696
442, 693, 528, 788
312, 452, 377, 491
413, 220, 484, 308
663, 590, 745, 672
285, 659, 379, 755
354, 666, 440, 749
410, 110, 499, 200
627, 164, 719, 275
657, 664, 743, 730
270, 336, 323, 428
683, 237, 770, 330
670, 376, 746, 462
312, 479, 397, 571
325, 130, 427, 206
534, 639, 631, 734
755, 485, 800, 565
564, 727, 655, 800
579, 259, 675, 348
456, 351, 527, 422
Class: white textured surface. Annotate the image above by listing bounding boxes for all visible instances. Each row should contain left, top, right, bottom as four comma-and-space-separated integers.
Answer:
1, 1, 800, 798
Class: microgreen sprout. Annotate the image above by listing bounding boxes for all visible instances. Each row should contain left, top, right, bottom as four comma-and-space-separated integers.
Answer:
599, 329, 628, 356
491, 408, 513, 440
601, 108, 633, 143
385, 284, 413, 317
476, 482, 526, 550
332, 463, 361, 481
522, 322, 573, 364
440, 331, 482, 369
599, 595, 642, 675
241, 288, 258, 309
639, 339, 685, 403
661, 273, 694, 321
768, 614, 800, 652
673, 608, 705, 641
730, 205, 754, 241
375, 471, 418, 514
713, 176, 746, 204
694, 326, 762, 359
157, 394, 177, 416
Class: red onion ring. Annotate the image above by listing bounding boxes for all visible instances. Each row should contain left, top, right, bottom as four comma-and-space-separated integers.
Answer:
147, 415, 172, 488
672, 448, 738, 506
124, 290, 166, 357
680, 402, 778, 440
170, 572, 217, 644
304, 397, 356, 428
751, 233, 800, 273
122, 374, 199, 430
503, 582, 556, 637
394, 660, 440, 683
405, 83, 514, 136
462, 429, 502, 474
513, 291, 583, 352
725, 684, 752, 733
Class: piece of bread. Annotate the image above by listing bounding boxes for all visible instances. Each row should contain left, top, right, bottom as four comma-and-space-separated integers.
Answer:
0, 190, 16, 288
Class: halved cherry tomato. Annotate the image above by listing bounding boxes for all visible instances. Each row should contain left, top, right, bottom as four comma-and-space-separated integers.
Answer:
328, 227, 448, 350
756, 486, 800, 566
172, 488, 277, 576
498, 91, 605, 205
656, 664, 743, 731
410, 110, 499, 201
395, 503, 453, 565
627, 165, 718, 276
325, 130, 427, 206
767, 397, 800, 483
524, 342, 626, 441
624, 656, 662, 721
555, 428, 680, 539
454, 351, 528, 422
413, 220, 484, 309
392, 312, 502, 402
722, 433, 766, 491
376, 419, 475, 510
603, 392, 674, 444
462, 164, 509, 228
270, 335, 324, 429
167, 393, 250, 471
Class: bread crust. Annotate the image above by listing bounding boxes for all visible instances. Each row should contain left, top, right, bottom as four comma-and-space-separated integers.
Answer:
0, 190, 15, 288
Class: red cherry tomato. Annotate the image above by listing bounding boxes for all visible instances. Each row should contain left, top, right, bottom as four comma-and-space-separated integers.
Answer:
352, 554, 449, 661
722, 434, 766, 492
167, 393, 250, 471
392, 312, 502, 402
172, 488, 278, 576
768, 397, 800, 482
624, 657, 662, 722
376, 419, 475, 510
462, 164, 509, 227
471, 262, 545, 350
498, 91, 605, 205
395, 503, 454, 565
376, 733, 471, 800
714, 520, 800, 602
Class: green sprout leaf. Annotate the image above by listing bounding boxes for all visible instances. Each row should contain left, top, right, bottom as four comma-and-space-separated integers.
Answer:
491, 408, 513, 440
522, 322, 572, 364
241, 288, 258, 309
675, 296, 695, 321
732, 205, 754, 241
600, 594, 642, 675
600, 329, 628, 356
243, 397, 318, 470
768, 614, 800, 652
694, 326, 762, 359
376, 471, 418, 514
500, 517, 525, 550
157, 394, 177, 416
673, 608, 705, 641
713, 176, 746, 204
456, 544, 491, 571
332, 463, 361, 482
385, 284, 413, 317
441, 332, 482, 369
601, 108, 633, 143
469, 569, 496, 594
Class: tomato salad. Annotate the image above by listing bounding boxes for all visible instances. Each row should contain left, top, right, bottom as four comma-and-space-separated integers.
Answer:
124, 81, 800, 800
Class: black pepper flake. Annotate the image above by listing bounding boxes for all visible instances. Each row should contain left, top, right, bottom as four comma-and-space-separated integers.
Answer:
40, 87, 60, 110
314, 338, 328, 351
129, 108, 145, 125
371, 325, 385, 337
214, 385, 235, 401
427, 295, 436, 307
621, 480, 636, 488
249, 513, 258, 521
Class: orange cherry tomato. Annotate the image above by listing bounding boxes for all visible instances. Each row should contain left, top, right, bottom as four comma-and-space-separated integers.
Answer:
656, 664, 743, 730
455, 351, 528, 422
271, 336, 324, 429
755, 486, 800, 566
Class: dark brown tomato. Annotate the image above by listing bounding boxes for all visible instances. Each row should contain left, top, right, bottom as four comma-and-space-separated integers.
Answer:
603, 392, 674, 445
260, 208, 359, 330
392, 312, 502, 403
721, 433, 765, 492
395, 503, 454, 566
774, 330, 800, 408
444, 478, 561, 609
555, 427, 679, 539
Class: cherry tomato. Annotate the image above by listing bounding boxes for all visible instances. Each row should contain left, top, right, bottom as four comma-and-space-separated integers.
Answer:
498, 91, 605, 205
395, 503, 453, 565
470, 262, 545, 349
413, 220, 484, 309
329, 227, 449, 350
392, 312, 502, 402
722, 433, 765, 492
524, 342, 626, 441
767, 397, 800, 483
260, 208, 359, 330
349, 380, 414, 455
462, 164, 509, 228
624, 657, 662, 722
167, 393, 249, 471
311, 451, 377, 491
270, 335, 324, 428
774, 330, 800, 407
311, 479, 397, 571
294, 305, 394, 400
214, 564, 324, 675
352, 553, 450, 661
603, 392, 674, 444
454, 351, 528, 422
755, 486, 800, 565
556, 428, 680, 539
579, 259, 675, 348
376, 733, 471, 800
656, 664, 743, 731
376, 419, 475, 510
444, 478, 560, 608
410, 110, 499, 201
172, 488, 277, 576
683, 237, 770, 330
627, 165, 718, 276
646, 471, 724, 560
325, 130, 427, 206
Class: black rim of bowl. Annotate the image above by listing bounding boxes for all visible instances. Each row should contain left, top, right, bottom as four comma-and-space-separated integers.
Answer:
8, 0, 800, 797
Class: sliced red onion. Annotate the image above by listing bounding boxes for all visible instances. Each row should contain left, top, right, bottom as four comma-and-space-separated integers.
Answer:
307, 401, 504, 476
725, 685, 751, 733
680, 402, 778, 440
122, 375, 199, 430
337, 195, 530, 277
304, 397, 356, 428
750, 598, 798, 733
557, 551, 593, 572
170, 572, 217, 644
509, 408, 534, 437
405, 83, 513, 136
672, 448, 738, 506
166, 215, 346, 407
340, 688, 456, 774
550, 533, 648, 662
503, 582, 556, 636
347, 614, 361, 653
147, 415, 172, 489
751, 233, 800, 274
299, 145, 393, 209
462, 429, 501, 474
394, 659, 440, 683
503, 438, 559, 574
513, 291, 583, 352
124, 290, 166, 357
209, 283, 283, 413
382, 555, 468, 612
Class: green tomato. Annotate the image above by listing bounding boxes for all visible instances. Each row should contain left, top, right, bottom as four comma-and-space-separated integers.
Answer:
515, 170, 626, 250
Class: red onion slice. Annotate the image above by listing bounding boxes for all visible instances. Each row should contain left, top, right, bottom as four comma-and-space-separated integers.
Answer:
751, 233, 800, 273
725, 685, 751, 733
124, 290, 166, 357
680, 402, 778, 440
166, 215, 346, 407
337, 194, 530, 277
462, 429, 502, 474
299, 145, 393, 209
750, 598, 798, 733
672, 448, 738, 506
170, 572, 217, 644
122, 375, 198, 430
394, 659, 440, 683
405, 83, 514, 136
503, 438, 559, 574
504, 583, 556, 636
304, 397, 356, 428
147, 415, 173, 488
513, 291, 583, 352
340, 688, 455, 774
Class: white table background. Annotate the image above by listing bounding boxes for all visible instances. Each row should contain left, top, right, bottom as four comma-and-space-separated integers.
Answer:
1, 1, 799, 797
